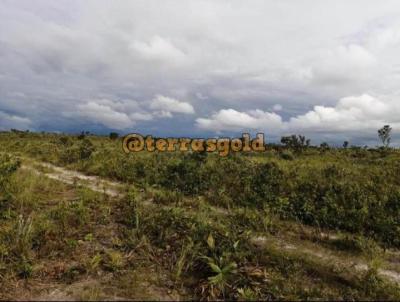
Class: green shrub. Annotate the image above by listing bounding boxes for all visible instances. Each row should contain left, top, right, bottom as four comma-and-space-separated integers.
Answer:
0, 154, 20, 192
78, 138, 95, 160
58, 138, 95, 164
157, 152, 207, 195
280, 150, 294, 160
0, 154, 20, 214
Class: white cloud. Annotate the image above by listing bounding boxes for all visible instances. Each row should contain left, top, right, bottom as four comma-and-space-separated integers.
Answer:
196, 109, 282, 132
74, 95, 193, 129
77, 101, 134, 130
150, 95, 195, 115
288, 94, 399, 132
130, 36, 186, 64
196, 94, 400, 135
310, 44, 377, 86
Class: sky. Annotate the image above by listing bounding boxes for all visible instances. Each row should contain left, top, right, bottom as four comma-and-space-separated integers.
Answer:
1, 0, 400, 145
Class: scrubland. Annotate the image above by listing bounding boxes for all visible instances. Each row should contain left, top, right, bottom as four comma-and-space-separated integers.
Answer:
1, 131, 400, 300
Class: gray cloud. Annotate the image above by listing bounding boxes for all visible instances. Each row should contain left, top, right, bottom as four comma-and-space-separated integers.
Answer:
0, 111, 32, 131
1, 1, 400, 143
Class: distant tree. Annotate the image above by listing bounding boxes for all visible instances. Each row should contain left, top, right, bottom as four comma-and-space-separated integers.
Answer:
77, 131, 86, 140
281, 135, 310, 153
343, 141, 349, 148
109, 132, 119, 140
320, 142, 330, 150
378, 125, 392, 148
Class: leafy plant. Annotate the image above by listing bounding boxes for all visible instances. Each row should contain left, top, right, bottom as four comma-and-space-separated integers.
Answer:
204, 255, 237, 299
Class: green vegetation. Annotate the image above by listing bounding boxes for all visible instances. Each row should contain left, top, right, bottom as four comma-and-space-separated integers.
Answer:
1, 131, 400, 300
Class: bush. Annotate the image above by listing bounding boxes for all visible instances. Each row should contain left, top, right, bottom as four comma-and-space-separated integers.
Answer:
59, 146, 80, 164
58, 138, 95, 164
157, 153, 207, 195
78, 138, 95, 160
280, 150, 294, 160
0, 154, 20, 188
0, 154, 20, 204
58, 136, 73, 146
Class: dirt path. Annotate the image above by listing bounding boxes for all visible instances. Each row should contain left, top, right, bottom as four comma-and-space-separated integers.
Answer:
23, 160, 400, 287
22, 162, 124, 197
250, 235, 400, 284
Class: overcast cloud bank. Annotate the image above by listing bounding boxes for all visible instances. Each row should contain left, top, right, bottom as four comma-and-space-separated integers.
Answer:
1, 0, 400, 144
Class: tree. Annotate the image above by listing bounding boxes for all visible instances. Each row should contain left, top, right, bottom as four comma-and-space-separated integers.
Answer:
343, 141, 349, 149
378, 125, 392, 148
320, 142, 329, 150
77, 131, 86, 140
280, 135, 310, 153
109, 132, 119, 140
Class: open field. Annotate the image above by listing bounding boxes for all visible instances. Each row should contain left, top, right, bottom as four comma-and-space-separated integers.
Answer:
1, 131, 400, 300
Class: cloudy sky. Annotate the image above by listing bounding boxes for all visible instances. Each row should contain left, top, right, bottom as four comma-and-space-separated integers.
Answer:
1, 0, 400, 145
